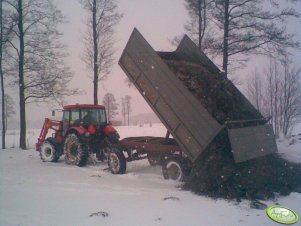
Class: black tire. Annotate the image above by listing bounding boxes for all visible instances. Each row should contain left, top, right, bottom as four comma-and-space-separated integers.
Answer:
108, 148, 126, 174
40, 140, 60, 162
107, 132, 120, 144
162, 157, 185, 181
64, 133, 88, 167
147, 153, 162, 166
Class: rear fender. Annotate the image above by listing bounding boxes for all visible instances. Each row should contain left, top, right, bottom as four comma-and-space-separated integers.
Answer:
103, 125, 117, 135
103, 125, 120, 144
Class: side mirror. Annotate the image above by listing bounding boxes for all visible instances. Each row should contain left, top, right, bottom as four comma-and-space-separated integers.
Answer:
52, 110, 55, 116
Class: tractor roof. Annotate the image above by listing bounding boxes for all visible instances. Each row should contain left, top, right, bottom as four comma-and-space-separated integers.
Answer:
63, 104, 105, 110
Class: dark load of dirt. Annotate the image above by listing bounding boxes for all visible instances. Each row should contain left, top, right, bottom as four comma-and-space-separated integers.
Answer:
183, 130, 301, 200
158, 52, 301, 200
158, 51, 262, 125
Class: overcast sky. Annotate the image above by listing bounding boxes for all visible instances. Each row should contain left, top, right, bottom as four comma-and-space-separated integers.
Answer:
23, 0, 301, 121
24, 0, 189, 121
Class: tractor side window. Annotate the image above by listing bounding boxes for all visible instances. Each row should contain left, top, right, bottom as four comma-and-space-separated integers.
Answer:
81, 109, 89, 121
62, 110, 70, 135
99, 110, 107, 125
70, 109, 80, 126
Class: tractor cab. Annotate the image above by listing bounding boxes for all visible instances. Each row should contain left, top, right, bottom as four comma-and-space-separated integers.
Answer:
62, 104, 107, 136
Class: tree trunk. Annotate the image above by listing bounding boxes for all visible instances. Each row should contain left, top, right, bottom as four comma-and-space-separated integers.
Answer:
127, 112, 129, 126
107, 98, 110, 122
274, 79, 279, 138
5, 98, 7, 130
283, 63, 289, 136
198, 0, 202, 50
92, 0, 98, 105
222, 0, 229, 76
0, 0, 5, 149
18, 0, 26, 149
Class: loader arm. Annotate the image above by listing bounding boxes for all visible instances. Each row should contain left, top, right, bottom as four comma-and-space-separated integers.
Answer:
36, 118, 62, 152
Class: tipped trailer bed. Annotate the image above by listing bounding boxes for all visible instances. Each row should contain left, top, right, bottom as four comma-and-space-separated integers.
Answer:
114, 28, 278, 180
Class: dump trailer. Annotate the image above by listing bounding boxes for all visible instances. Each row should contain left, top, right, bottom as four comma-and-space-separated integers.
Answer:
117, 28, 277, 180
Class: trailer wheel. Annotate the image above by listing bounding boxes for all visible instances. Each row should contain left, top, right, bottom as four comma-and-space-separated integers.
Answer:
108, 148, 126, 174
40, 141, 60, 162
147, 153, 162, 166
162, 157, 184, 181
64, 134, 88, 167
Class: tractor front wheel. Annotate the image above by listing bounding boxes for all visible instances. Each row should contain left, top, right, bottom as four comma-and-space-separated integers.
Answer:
64, 134, 88, 167
40, 141, 60, 162
108, 148, 126, 174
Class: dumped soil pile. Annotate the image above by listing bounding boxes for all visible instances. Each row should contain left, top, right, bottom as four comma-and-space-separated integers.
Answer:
159, 52, 301, 200
183, 130, 301, 200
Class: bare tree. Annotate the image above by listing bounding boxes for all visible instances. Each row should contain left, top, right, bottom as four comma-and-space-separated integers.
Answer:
124, 95, 131, 126
80, 0, 122, 104
247, 69, 264, 113
183, 0, 215, 51
102, 92, 118, 122
121, 97, 126, 125
280, 58, 301, 135
1, 94, 15, 129
204, 0, 300, 75
5, 0, 77, 149
266, 60, 282, 137
247, 58, 301, 137
1, 0, 6, 149
1, 0, 14, 149
121, 95, 131, 126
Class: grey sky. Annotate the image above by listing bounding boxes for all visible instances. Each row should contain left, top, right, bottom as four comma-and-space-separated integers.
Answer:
23, 0, 301, 121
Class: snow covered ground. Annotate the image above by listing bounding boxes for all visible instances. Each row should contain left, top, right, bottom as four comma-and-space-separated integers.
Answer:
1, 123, 301, 226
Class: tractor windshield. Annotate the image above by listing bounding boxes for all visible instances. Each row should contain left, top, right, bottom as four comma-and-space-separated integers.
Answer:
81, 108, 107, 127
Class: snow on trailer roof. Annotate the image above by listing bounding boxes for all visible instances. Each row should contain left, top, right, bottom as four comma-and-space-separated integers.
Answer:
63, 104, 105, 110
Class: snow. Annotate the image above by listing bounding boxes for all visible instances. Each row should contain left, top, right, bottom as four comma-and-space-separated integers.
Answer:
1, 123, 301, 226
277, 133, 301, 163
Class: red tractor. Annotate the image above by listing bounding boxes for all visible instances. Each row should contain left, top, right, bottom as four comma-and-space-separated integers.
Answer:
36, 104, 126, 173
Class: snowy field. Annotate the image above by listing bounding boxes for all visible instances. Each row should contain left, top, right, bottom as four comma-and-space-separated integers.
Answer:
0, 123, 301, 226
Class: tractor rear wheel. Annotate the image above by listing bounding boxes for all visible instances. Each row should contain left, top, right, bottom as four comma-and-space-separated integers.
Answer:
40, 140, 60, 162
108, 148, 126, 174
64, 134, 88, 167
